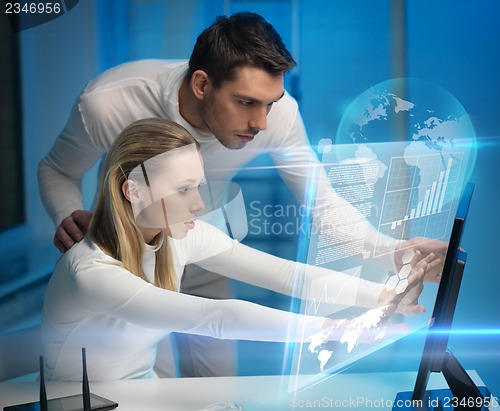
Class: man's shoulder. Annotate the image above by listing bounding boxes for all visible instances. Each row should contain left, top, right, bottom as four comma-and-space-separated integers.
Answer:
267, 90, 299, 122
276, 90, 299, 110
76, 60, 187, 142
82, 59, 187, 95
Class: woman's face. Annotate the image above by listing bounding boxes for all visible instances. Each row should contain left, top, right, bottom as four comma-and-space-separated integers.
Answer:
127, 144, 206, 240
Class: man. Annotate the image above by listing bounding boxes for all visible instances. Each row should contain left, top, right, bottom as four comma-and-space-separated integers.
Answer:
38, 12, 445, 378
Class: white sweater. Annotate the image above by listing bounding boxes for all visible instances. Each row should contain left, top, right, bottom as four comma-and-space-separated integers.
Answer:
42, 220, 384, 381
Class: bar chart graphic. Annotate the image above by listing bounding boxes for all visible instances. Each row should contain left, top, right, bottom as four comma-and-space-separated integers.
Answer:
375, 152, 464, 256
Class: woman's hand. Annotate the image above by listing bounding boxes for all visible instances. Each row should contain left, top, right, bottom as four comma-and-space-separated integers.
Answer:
306, 251, 441, 357
379, 251, 442, 316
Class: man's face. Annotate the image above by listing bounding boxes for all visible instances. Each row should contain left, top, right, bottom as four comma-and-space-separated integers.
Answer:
199, 66, 285, 149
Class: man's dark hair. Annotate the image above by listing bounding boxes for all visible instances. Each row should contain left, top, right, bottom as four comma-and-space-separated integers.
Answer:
188, 12, 296, 87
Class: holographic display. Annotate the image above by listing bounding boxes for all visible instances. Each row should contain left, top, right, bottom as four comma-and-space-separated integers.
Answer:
288, 78, 476, 393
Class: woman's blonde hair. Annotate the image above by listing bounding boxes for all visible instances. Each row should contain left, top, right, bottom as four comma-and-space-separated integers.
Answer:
89, 118, 199, 291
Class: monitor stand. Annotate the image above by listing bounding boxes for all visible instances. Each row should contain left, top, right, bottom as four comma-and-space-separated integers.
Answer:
393, 350, 491, 411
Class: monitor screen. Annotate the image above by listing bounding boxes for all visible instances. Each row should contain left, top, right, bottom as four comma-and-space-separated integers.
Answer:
287, 140, 473, 394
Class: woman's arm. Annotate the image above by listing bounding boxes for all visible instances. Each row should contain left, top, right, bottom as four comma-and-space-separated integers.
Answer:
195, 240, 385, 309
196, 240, 439, 316
68, 257, 328, 343
181, 221, 438, 314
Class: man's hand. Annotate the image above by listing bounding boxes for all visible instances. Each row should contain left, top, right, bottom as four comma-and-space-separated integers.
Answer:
54, 210, 93, 253
381, 251, 441, 316
395, 237, 448, 283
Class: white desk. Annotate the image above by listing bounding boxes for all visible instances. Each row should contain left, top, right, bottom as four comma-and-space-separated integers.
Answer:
0, 371, 496, 411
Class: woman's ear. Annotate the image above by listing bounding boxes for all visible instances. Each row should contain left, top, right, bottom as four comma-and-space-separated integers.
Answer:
122, 180, 141, 203
190, 70, 210, 100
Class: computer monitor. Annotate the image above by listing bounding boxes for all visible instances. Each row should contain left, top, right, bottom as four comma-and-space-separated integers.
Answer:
393, 181, 492, 410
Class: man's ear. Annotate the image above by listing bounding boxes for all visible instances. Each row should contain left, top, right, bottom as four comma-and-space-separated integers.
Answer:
190, 70, 210, 100
122, 180, 141, 203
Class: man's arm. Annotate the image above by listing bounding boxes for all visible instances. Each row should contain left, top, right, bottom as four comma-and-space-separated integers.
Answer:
267, 99, 445, 277
38, 98, 105, 252
268, 104, 398, 262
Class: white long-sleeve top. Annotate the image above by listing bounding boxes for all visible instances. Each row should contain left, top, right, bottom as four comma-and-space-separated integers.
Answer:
37, 60, 398, 261
41, 220, 384, 381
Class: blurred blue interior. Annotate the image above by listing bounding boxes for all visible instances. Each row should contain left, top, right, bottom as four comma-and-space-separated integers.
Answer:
0, 0, 499, 396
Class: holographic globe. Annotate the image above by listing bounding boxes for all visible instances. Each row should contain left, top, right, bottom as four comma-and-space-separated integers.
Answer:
336, 78, 477, 183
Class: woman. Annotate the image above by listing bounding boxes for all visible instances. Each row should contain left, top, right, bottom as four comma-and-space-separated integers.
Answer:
42, 118, 437, 381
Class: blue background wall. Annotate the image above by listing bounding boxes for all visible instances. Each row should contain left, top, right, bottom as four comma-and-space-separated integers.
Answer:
1, 0, 499, 396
